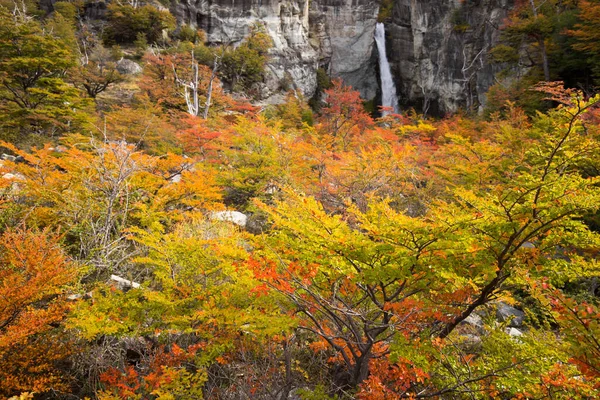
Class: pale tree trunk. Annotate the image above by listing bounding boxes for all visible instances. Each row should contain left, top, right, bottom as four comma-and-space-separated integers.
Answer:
202, 56, 220, 120
174, 52, 220, 119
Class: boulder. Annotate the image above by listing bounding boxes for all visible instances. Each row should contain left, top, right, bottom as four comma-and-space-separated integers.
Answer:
461, 312, 484, 329
496, 302, 525, 327
506, 327, 523, 337
2, 172, 25, 181
110, 274, 141, 290
211, 211, 248, 227
388, 0, 514, 115
245, 213, 269, 234
116, 59, 143, 75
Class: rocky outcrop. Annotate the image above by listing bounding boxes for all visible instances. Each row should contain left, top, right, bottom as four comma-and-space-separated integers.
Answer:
171, 0, 380, 100
172, 0, 512, 111
172, 0, 318, 98
309, 0, 380, 100
496, 302, 526, 327
388, 0, 513, 115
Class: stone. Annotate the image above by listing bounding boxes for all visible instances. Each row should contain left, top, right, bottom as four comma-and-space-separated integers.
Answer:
2, 172, 25, 181
461, 312, 484, 329
170, 0, 379, 100
461, 333, 483, 346
496, 302, 525, 327
116, 58, 143, 75
506, 327, 523, 337
388, 0, 514, 115
84, 0, 108, 20
211, 210, 248, 227
110, 274, 141, 290
245, 213, 268, 234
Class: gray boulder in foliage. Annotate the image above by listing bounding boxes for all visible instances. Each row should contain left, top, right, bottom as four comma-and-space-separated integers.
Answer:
116, 59, 142, 75
496, 302, 525, 327
211, 211, 248, 227
462, 312, 484, 329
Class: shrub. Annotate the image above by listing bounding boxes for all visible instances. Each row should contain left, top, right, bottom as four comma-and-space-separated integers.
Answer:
103, 4, 175, 45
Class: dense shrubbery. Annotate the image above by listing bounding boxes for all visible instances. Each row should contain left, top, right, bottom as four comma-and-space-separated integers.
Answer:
102, 4, 175, 45
218, 24, 272, 92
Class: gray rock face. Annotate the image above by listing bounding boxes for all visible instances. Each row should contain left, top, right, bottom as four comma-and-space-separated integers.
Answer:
388, 0, 513, 115
171, 0, 379, 100
170, 0, 513, 110
309, 0, 380, 100
172, 0, 318, 98
496, 302, 525, 327
462, 312, 484, 329
66, 0, 515, 111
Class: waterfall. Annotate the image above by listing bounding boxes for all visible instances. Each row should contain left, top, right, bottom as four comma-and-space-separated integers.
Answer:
374, 23, 399, 115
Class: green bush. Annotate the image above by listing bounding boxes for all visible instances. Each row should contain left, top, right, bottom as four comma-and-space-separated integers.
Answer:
53, 1, 79, 21
219, 24, 272, 93
103, 4, 175, 45
177, 24, 201, 43
377, 0, 394, 22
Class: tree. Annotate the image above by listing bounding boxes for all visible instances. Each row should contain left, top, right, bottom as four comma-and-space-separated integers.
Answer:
0, 8, 89, 141
1, 138, 222, 277
215, 116, 286, 208
567, 0, 600, 81
250, 86, 600, 396
72, 45, 125, 98
173, 51, 220, 119
140, 49, 231, 117
0, 229, 76, 398
219, 23, 272, 93
568, 0, 600, 54
69, 216, 294, 398
316, 79, 374, 151
499, 0, 556, 81
101, 98, 178, 154
102, 4, 175, 45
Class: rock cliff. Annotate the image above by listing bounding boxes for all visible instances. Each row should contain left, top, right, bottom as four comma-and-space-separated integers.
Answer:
388, 0, 513, 115
171, 0, 380, 100
309, 0, 380, 100
78, 0, 514, 112
171, 0, 513, 113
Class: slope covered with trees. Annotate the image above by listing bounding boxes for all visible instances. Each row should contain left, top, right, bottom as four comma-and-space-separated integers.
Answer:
0, 1, 600, 399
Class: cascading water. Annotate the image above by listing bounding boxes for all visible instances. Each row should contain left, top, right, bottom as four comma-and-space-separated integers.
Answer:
374, 23, 399, 115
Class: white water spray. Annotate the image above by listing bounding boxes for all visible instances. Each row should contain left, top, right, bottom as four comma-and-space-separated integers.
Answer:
374, 23, 399, 115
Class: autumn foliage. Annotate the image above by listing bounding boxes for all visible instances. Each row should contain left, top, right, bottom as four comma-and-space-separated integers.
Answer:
0, 229, 76, 398
1, 3, 600, 398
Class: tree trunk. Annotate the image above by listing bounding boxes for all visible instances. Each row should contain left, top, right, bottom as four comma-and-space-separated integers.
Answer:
202, 57, 219, 120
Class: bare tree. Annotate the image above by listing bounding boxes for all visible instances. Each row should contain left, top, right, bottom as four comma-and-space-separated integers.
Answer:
173, 51, 220, 119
